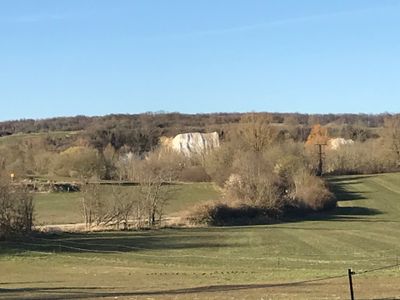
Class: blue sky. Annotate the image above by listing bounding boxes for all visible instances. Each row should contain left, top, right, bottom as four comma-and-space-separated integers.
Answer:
0, 0, 399, 120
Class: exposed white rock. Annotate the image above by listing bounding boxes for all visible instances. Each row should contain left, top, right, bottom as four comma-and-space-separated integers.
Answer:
162, 132, 220, 156
328, 138, 354, 150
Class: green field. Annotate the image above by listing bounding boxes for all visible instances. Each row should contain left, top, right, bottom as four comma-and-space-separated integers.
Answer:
34, 182, 222, 225
0, 131, 79, 145
1, 173, 400, 299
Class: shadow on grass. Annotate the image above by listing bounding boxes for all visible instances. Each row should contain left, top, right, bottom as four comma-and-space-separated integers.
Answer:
284, 175, 382, 224
327, 175, 382, 219
284, 206, 382, 224
325, 174, 375, 183
0, 174, 385, 257
0, 276, 342, 300
0, 230, 239, 256
0, 281, 63, 286
327, 177, 370, 202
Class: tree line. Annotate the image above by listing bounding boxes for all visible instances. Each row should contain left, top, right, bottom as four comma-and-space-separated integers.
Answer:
2, 112, 398, 180
1, 112, 399, 233
0, 112, 390, 138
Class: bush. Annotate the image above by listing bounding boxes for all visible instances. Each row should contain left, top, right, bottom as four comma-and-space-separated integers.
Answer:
52, 146, 105, 179
0, 182, 34, 240
325, 140, 396, 175
179, 166, 211, 182
224, 151, 285, 209
291, 171, 336, 211
185, 201, 281, 226
200, 139, 335, 226
204, 144, 235, 186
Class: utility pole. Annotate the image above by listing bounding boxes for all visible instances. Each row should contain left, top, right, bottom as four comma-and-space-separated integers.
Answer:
348, 268, 355, 300
315, 143, 326, 176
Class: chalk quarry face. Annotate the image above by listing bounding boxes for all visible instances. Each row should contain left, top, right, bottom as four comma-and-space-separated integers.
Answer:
161, 132, 220, 156
328, 137, 354, 150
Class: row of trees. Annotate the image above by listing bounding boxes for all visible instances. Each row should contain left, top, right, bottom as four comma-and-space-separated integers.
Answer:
2, 113, 399, 180
75, 114, 338, 228
81, 149, 181, 229
1, 113, 399, 229
0, 112, 392, 138
322, 116, 400, 175
188, 114, 399, 225
186, 115, 336, 225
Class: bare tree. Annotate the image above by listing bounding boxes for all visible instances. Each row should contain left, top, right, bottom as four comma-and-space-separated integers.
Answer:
81, 183, 100, 229
384, 115, 400, 166
237, 113, 278, 152
111, 185, 140, 230
135, 150, 178, 227
81, 183, 120, 229
0, 178, 34, 239
81, 147, 179, 230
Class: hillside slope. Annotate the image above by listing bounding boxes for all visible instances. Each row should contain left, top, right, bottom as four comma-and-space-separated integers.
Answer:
0, 173, 399, 299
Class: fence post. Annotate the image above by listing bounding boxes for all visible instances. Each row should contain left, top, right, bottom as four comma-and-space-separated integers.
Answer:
348, 268, 355, 300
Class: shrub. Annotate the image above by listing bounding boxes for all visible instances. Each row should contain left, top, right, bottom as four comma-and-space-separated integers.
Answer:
325, 140, 396, 175
179, 166, 211, 182
0, 181, 34, 240
204, 144, 235, 186
185, 201, 281, 226
52, 146, 105, 179
291, 171, 336, 211
225, 151, 285, 209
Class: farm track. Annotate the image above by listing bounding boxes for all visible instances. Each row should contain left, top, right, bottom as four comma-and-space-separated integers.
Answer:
34, 217, 183, 233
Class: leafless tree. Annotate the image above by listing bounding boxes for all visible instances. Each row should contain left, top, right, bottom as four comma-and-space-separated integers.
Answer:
0, 178, 34, 239
81, 183, 121, 229
384, 115, 400, 166
81, 147, 179, 230
134, 150, 178, 227
237, 113, 278, 152
111, 185, 139, 230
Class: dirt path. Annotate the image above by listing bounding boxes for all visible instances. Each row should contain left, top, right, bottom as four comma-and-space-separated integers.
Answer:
34, 216, 184, 233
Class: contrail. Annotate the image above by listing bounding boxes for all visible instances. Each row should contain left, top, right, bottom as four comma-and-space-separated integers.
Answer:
148, 3, 400, 40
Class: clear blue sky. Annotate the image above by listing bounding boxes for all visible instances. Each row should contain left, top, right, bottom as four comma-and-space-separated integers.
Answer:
0, 0, 399, 120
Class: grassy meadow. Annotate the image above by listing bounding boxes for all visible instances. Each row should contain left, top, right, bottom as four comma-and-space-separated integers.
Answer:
33, 182, 222, 225
1, 173, 400, 299
0, 131, 79, 145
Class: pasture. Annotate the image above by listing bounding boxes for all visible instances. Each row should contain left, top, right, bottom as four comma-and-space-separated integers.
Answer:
34, 182, 221, 225
1, 173, 400, 299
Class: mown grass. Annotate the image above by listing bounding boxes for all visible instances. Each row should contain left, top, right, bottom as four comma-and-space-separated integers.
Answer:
33, 182, 222, 225
1, 173, 400, 299
34, 192, 82, 225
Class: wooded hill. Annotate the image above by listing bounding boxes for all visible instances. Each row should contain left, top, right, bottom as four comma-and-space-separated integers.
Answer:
0, 112, 391, 154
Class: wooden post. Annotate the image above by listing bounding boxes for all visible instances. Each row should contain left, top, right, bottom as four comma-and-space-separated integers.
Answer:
348, 268, 355, 300
317, 144, 323, 176
315, 143, 326, 176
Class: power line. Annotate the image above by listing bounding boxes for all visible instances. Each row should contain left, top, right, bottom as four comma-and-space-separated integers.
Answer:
355, 263, 400, 275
